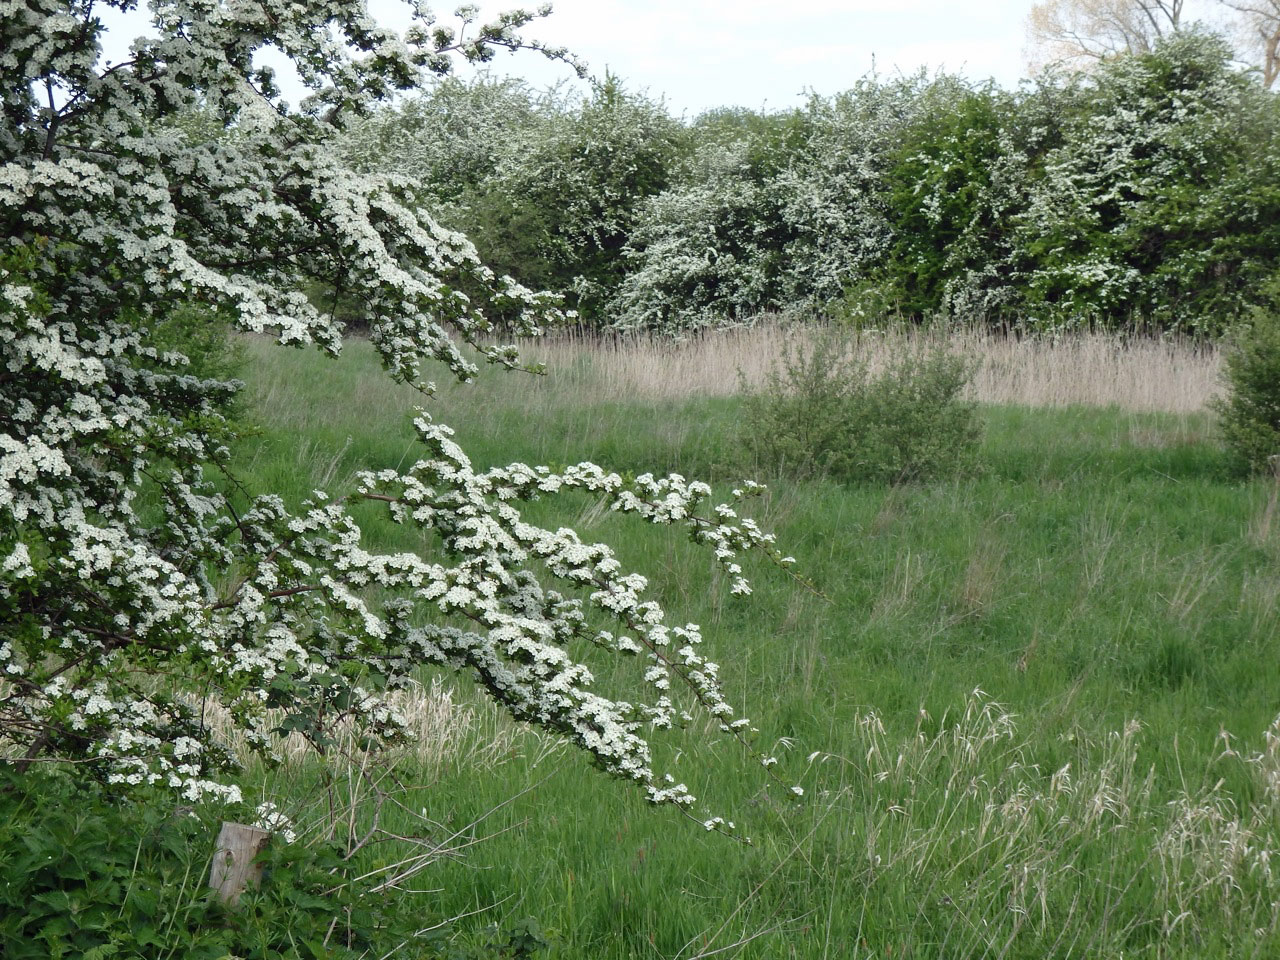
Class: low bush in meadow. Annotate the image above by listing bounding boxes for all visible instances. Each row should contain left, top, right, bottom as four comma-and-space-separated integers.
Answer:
1216, 282, 1280, 475
741, 332, 982, 484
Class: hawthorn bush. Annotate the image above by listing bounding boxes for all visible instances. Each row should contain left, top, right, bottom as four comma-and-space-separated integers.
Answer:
1019, 32, 1280, 332
1, 0, 796, 847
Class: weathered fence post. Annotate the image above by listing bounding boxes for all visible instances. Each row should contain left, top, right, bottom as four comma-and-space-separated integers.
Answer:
209, 821, 272, 905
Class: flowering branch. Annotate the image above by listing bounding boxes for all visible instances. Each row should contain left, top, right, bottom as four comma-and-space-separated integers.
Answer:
0, 0, 796, 831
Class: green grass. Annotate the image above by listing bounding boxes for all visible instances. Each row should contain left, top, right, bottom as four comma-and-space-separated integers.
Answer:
232, 335, 1280, 959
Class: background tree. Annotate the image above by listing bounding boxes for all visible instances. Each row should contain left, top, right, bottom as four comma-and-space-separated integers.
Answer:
862, 77, 1025, 322
1018, 32, 1280, 331
1220, 0, 1280, 86
610, 107, 811, 332
341, 73, 570, 207
467, 74, 688, 322
1028, 0, 1187, 68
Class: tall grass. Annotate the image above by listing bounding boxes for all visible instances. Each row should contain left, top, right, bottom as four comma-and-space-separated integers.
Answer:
220, 328, 1280, 958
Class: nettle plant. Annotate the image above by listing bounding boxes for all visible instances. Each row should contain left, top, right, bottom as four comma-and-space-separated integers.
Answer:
0, 1, 797, 826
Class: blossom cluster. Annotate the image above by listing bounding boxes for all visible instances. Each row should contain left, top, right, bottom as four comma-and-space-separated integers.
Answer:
0, 0, 791, 819
203, 413, 794, 807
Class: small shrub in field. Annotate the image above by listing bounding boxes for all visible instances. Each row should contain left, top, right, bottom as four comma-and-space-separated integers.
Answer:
1215, 295, 1280, 475
741, 332, 981, 483
738, 332, 857, 479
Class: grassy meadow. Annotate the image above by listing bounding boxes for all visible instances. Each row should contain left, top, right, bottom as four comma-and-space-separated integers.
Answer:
231, 327, 1280, 959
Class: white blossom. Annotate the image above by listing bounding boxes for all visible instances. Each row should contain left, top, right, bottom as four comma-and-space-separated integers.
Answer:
0, 0, 787, 823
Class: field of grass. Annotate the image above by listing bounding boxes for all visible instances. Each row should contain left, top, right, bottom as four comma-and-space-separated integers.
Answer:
232, 330, 1279, 959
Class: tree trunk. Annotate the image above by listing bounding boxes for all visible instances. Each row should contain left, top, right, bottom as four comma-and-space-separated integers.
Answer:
209, 821, 272, 905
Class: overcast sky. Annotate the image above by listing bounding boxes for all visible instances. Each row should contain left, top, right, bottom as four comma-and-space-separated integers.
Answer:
374, 0, 1038, 115
96, 1, 1225, 118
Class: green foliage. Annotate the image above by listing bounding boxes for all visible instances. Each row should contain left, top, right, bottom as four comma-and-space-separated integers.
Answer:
1021, 32, 1280, 332
740, 332, 981, 484
0, 767, 339, 959
867, 80, 1011, 320
0, 766, 551, 960
1215, 281, 1280, 474
146, 304, 247, 385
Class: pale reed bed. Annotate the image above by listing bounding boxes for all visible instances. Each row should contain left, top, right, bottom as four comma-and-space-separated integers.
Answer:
511, 324, 1222, 414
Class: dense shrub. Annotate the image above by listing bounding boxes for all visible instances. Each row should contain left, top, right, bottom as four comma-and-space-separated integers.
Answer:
0, 768, 369, 959
616, 38, 1280, 334
740, 332, 982, 484
826, 77, 1012, 324
1020, 32, 1280, 332
609, 108, 810, 332
339, 34, 1280, 335
1215, 283, 1280, 474
609, 136, 802, 332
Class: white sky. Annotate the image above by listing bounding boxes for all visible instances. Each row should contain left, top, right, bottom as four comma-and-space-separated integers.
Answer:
377, 0, 1039, 115
96, 0, 1229, 118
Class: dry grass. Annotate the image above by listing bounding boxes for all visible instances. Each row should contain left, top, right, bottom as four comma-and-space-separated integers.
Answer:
508, 323, 1221, 413
806, 691, 1280, 954
197, 678, 563, 781
954, 527, 1008, 621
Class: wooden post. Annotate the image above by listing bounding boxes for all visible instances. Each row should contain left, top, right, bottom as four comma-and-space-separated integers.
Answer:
209, 821, 272, 905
